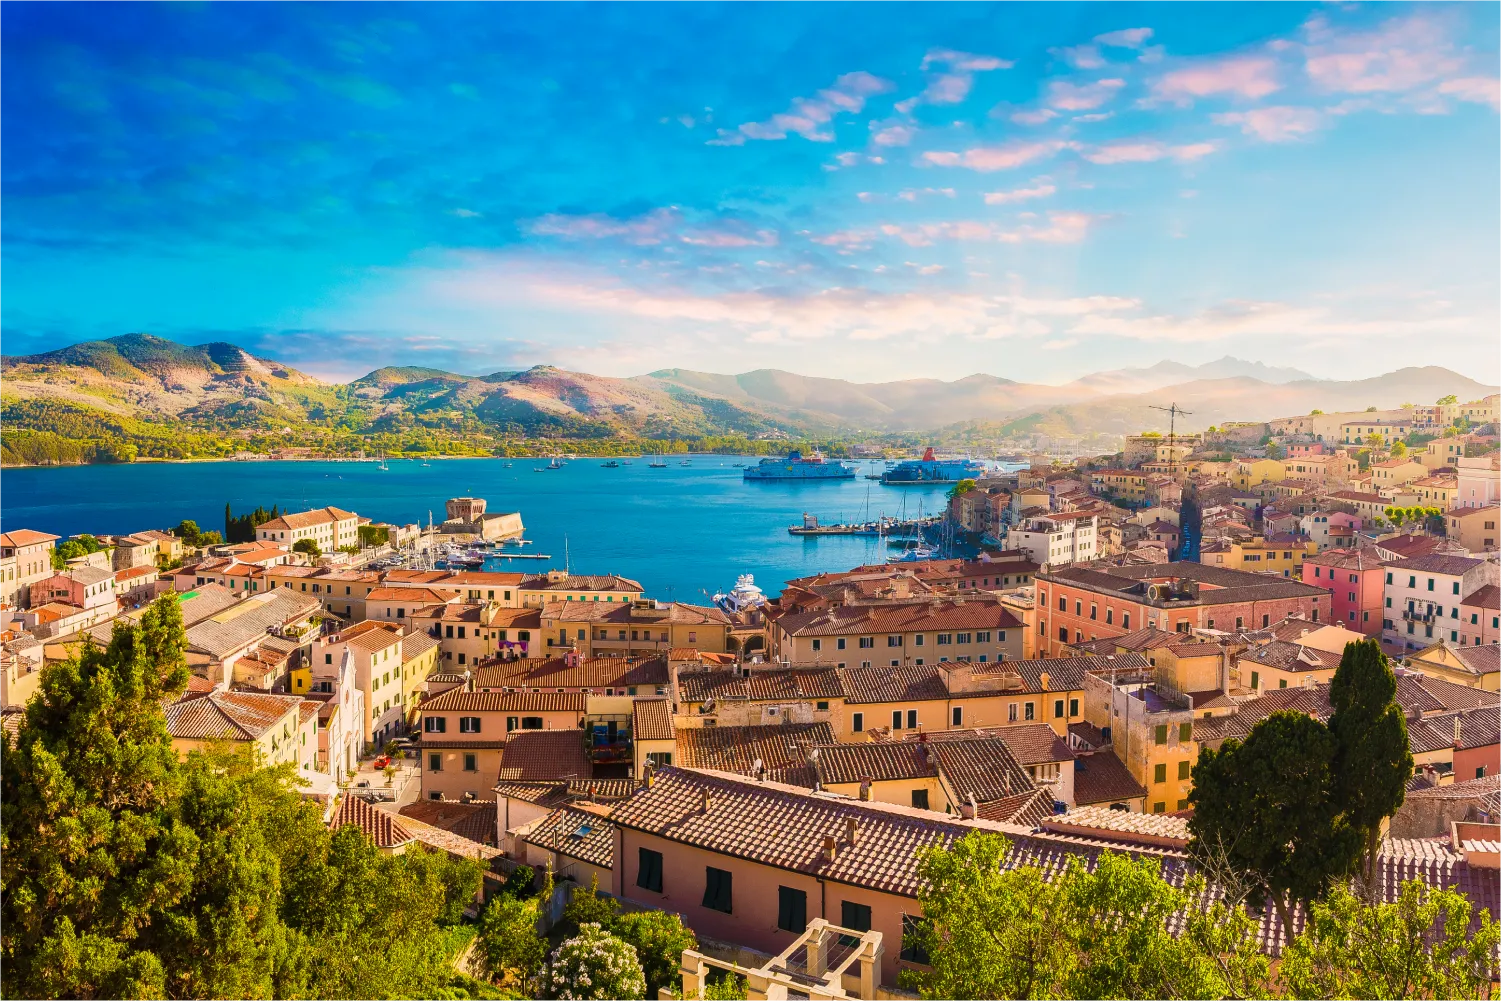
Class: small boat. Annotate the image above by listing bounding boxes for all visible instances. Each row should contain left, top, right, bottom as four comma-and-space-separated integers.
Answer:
547, 456, 565, 469
649, 460, 667, 468
679, 459, 692, 466
601, 460, 620, 468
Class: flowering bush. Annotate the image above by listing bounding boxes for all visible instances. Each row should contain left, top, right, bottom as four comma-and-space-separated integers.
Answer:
544, 922, 646, 1000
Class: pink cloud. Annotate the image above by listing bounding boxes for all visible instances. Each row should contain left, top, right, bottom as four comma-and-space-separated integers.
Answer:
1047, 78, 1126, 111
983, 182, 1057, 204
878, 211, 1093, 246
1011, 108, 1059, 125
1095, 28, 1154, 49
1303, 14, 1463, 95
871, 123, 916, 146
530, 208, 678, 244
709, 71, 892, 145
1438, 76, 1501, 110
1153, 56, 1281, 103
1084, 140, 1217, 164
922, 140, 1070, 171
1212, 106, 1322, 142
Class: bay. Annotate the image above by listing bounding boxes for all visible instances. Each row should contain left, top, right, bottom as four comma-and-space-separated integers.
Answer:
0, 456, 1019, 600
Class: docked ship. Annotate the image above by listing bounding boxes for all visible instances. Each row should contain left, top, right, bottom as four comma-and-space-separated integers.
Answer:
879, 447, 984, 485
712, 573, 768, 615
743, 450, 856, 481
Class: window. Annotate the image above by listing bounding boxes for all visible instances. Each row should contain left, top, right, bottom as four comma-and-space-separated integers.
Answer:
859, 637, 874, 649
637, 848, 664, 892
816, 700, 829, 711
907, 709, 918, 729
841, 901, 873, 934
915, 634, 925, 646
1055, 699, 1065, 718
1122, 613, 1130, 629
506, 716, 519, 732
812, 639, 822, 652
901, 915, 932, 964
521, 716, 543, 729
888, 636, 902, 647
1090, 604, 1098, 620
428, 753, 442, 771
459, 716, 482, 733
1024, 702, 1035, 721
1179, 721, 1191, 741
1008, 703, 1018, 722
837, 638, 846, 650
1106, 609, 1114, 625
424, 717, 447, 733
463, 753, 477, 772
703, 867, 733, 913
1452, 581, 1460, 595
1069, 698, 1079, 716
956, 633, 971, 645
892, 711, 903, 730
1250, 670, 1260, 690
777, 886, 807, 933
911, 789, 929, 810
952, 706, 963, 726
1154, 724, 1168, 745
937, 634, 952, 645
1154, 763, 1167, 783
852, 712, 864, 732
1178, 760, 1190, 780
1058, 626, 1068, 642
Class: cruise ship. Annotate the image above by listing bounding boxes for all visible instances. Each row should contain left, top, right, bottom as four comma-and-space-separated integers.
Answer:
879, 447, 985, 485
743, 450, 856, 481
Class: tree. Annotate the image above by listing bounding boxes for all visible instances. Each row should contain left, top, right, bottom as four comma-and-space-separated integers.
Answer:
1188, 712, 1361, 935
1327, 639, 1412, 892
292, 538, 321, 558
560, 873, 620, 935
1280, 881, 1499, 1000
475, 891, 547, 992
174, 520, 201, 546
1436, 394, 1458, 405
614, 910, 697, 1000
946, 478, 977, 501
1310, 409, 1325, 415
543, 923, 646, 1000
357, 524, 390, 548
1391, 440, 1408, 458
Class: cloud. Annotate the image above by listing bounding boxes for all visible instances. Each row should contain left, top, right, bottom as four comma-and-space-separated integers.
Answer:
1067, 297, 1474, 343
449, 208, 481, 218
1011, 108, 1058, 125
1438, 76, 1501, 110
1153, 56, 1281, 104
879, 211, 1093, 246
1073, 112, 1113, 123
530, 209, 776, 248
898, 48, 1013, 112
1212, 106, 1322, 142
679, 225, 778, 248
897, 187, 955, 201
1055, 45, 1106, 70
983, 182, 1057, 204
1095, 28, 1154, 49
870, 122, 916, 146
1041, 338, 1078, 350
709, 71, 893, 144
1047, 78, 1126, 111
1083, 140, 1217, 164
905, 262, 945, 275
1302, 14, 1463, 96
923, 140, 1071, 171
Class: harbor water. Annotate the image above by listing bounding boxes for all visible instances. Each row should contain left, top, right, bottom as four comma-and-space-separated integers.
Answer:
1, 456, 1024, 601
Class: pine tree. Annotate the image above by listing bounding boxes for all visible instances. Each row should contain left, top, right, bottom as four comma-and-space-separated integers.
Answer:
1328, 638, 1413, 892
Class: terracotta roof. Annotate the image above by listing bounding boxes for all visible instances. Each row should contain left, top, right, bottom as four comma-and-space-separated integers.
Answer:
1010, 654, 1151, 693
1038, 562, 1327, 605
930, 738, 1036, 804
401, 630, 441, 661
495, 782, 575, 809
1068, 720, 1109, 749
343, 623, 403, 653
330, 795, 414, 849
0, 530, 59, 546
543, 600, 730, 626
521, 573, 643, 592
991, 723, 1076, 765
398, 800, 498, 845
1463, 586, 1500, 610
185, 590, 319, 659
814, 741, 937, 785
258, 507, 358, 531
975, 787, 1057, 827
675, 722, 834, 786
1406, 674, 1500, 712
1045, 806, 1191, 846
632, 698, 674, 741
365, 586, 460, 604
775, 599, 1022, 638
1451, 645, 1500, 677
496, 729, 592, 783
520, 806, 616, 868
677, 668, 845, 705
1073, 752, 1147, 806
1238, 640, 1337, 673
165, 690, 301, 741
473, 654, 668, 691
1387, 554, 1485, 576
418, 688, 586, 714
837, 663, 951, 705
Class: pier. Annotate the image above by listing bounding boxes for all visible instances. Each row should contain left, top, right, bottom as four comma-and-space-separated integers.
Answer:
787, 512, 940, 537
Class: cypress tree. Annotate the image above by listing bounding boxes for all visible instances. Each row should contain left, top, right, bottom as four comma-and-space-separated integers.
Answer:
1328, 638, 1413, 892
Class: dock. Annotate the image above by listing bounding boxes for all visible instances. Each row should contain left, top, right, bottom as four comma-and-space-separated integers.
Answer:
490, 552, 552, 560
788, 512, 939, 537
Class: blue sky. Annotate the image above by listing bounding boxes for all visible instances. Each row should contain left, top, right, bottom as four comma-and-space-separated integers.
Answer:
3, 2, 1497, 384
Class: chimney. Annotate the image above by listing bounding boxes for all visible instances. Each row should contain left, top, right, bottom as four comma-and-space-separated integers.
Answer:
752, 757, 765, 781
1455, 715, 1463, 747
464, 669, 474, 692
641, 761, 655, 789
1039, 671, 1050, 693
859, 777, 873, 801
823, 835, 838, 861
961, 794, 977, 820
846, 817, 860, 846
701, 790, 712, 814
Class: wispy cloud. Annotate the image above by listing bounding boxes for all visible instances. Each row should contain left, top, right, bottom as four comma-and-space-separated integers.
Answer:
1302, 14, 1461, 96
880, 211, 1093, 246
923, 140, 1071, 172
1047, 78, 1125, 111
1083, 140, 1217, 164
1095, 28, 1154, 50
1439, 77, 1501, 110
1213, 106, 1322, 142
983, 182, 1056, 204
896, 48, 1013, 112
530, 209, 776, 248
1010, 108, 1058, 126
870, 122, 916, 147
709, 71, 892, 145
1152, 56, 1281, 104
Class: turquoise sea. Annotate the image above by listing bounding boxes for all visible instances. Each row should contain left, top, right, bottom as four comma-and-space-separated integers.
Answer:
0, 456, 1020, 600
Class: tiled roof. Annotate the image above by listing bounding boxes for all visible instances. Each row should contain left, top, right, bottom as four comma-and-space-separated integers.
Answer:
185, 590, 320, 658
838, 664, 949, 705
398, 800, 498, 845
365, 586, 460, 603
632, 698, 674, 741
521, 574, 643, 592
343, 622, 403, 653
496, 730, 592, 783
401, 630, 441, 660
976, 787, 1056, 827
0, 530, 59, 546
1073, 752, 1148, 806
1068, 720, 1109, 749
1045, 807, 1191, 845
330, 795, 414, 849
418, 688, 586, 714
1010, 654, 1151, 693
990, 723, 1076, 765
1406, 674, 1499, 712
1039, 562, 1327, 605
495, 782, 575, 809
1238, 640, 1336, 673
1404, 773, 1501, 806
1387, 554, 1484, 576
165, 690, 301, 741
543, 601, 730, 626
930, 738, 1036, 804
814, 741, 937, 785
520, 806, 616, 868
473, 654, 668, 691
1464, 585, 1501, 610
775, 599, 1022, 638
677, 668, 845, 705
675, 722, 835, 786
1452, 645, 1500, 677
259, 507, 357, 531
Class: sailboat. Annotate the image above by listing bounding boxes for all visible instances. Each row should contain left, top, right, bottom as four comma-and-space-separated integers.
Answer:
377, 453, 389, 472
648, 447, 667, 468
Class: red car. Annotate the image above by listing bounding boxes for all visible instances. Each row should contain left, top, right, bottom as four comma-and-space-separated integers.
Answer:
372, 755, 391, 770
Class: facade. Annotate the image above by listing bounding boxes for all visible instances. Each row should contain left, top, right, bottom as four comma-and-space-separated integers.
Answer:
769, 599, 1024, 668
1005, 512, 1098, 569
518, 571, 645, 607
1082, 671, 1198, 815
165, 690, 317, 771
417, 688, 586, 801
1301, 549, 1387, 637
28, 566, 118, 613
1382, 555, 1500, 654
1455, 456, 1501, 510
0, 530, 60, 609
540, 599, 732, 656
255, 506, 361, 551
1446, 505, 1499, 554
312, 621, 412, 743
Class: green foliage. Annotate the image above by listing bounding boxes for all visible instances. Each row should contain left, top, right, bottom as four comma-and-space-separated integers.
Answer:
614, 910, 697, 999
1390, 440, 1408, 457
475, 891, 547, 993
358, 524, 390, 548
560, 873, 620, 936
1281, 881, 1499, 1000
700, 972, 749, 1000
292, 538, 321, 557
174, 520, 201, 546
225, 503, 280, 544
53, 533, 106, 568
543, 923, 646, 1000
1188, 712, 1361, 932
1328, 639, 1413, 889
946, 478, 977, 501
1310, 409, 1325, 415
0, 595, 485, 1000
1437, 394, 1458, 405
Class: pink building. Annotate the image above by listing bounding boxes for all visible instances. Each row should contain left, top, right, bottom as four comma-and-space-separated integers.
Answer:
1301, 549, 1387, 637
28, 566, 118, 614
1459, 584, 1499, 647
1287, 443, 1328, 457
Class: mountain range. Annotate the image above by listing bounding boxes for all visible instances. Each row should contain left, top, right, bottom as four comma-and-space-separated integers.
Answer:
1, 334, 1495, 461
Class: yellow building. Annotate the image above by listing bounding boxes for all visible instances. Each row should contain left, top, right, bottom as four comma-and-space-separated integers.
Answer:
1371, 458, 1427, 490
165, 690, 318, 772
1203, 537, 1319, 577
1420, 438, 1467, 470
1089, 470, 1148, 502
1082, 671, 1197, 815
1407, 639, 1500, 692
518, 571, 645, 607
542, 599, 731, 656
1231, 458, 1286, 491
1412, 475, 1459, 509
1446, 505, 1500, 554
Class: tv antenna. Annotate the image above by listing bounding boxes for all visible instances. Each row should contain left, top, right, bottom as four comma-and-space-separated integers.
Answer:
1147, 402, 1193, 460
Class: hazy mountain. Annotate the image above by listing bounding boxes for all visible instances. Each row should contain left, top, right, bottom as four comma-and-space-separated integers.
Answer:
1062, 356, 1317, 396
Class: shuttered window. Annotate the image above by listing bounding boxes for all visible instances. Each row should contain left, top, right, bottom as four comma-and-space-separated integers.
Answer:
637, 848, 663, 892
777, 886, 807, 933
703, 867, 733, 913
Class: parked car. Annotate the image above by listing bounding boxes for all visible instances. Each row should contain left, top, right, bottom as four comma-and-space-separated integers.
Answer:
372, 755, 391, 770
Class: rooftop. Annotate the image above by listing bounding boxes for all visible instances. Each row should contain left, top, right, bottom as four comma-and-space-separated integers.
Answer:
675, 721, 835, 786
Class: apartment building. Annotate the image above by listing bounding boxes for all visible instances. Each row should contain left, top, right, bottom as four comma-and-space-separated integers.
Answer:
255, 506, 361, 551
769, 598, 1024, 668
1382, 554, 1500, 654
0, 530, 60, 609
1005, 512, 1098, 569
1301, 549, 1387, 637
1446, 505, 1500, 554
416, 688, 586, 801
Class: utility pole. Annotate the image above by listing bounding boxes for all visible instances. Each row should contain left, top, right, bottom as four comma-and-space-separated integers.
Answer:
1147, 402, 1193, 468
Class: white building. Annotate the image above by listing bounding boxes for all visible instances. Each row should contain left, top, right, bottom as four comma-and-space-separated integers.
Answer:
256, 506, 361, 552
1455, 455, 1500, 510
1005, 512, 1098, 570
1381, 554, 1499, 654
